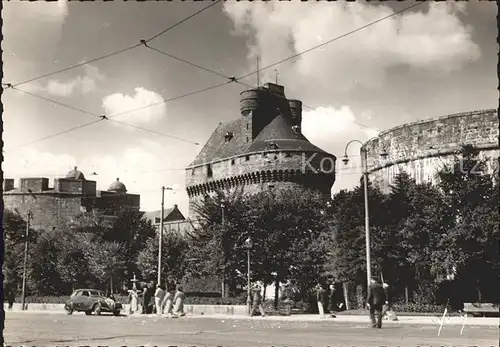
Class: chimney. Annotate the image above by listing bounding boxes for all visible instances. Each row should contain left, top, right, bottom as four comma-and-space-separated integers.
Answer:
174, 204, 178, 209
289, 99, 302, 132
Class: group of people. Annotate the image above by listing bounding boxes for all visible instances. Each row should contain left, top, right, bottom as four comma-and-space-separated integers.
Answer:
315, 281, 343, 319
128, 281, 186, 318
316, 277, 397, 328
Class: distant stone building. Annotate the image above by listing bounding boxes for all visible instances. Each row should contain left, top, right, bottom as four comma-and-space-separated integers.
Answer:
364, 109, 499, 192
144, 204, 192, 236
185, 82, 337, 219
3, 167, 140, 231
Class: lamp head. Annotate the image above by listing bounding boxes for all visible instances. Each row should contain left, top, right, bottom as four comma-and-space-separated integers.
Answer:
341, 155, 350, 165
244, 237, 253, 249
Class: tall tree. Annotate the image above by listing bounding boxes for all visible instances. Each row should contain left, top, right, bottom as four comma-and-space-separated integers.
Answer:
432, 146, 499, 302
136, 232, 189, 284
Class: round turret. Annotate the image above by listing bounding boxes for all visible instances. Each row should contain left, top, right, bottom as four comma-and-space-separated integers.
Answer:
66, 166, 85, 180
108, 178, 127, 193
240, 88, 265, 116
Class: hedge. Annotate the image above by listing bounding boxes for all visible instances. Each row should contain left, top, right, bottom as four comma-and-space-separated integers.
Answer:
11, 296, 446, 313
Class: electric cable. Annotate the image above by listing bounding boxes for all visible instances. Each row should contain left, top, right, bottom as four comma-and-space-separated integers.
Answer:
236, 2, 425, 81
7, 1, 222, 88
10, 86, 102, 118
5, 81, 234, 151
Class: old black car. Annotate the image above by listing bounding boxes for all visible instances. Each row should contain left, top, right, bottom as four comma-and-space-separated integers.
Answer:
64, 289, 122, 316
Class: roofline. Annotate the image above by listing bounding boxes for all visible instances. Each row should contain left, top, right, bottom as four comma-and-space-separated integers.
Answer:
188, 122, 224, 167
185, 149, 337, 170
376, 108, 497, 139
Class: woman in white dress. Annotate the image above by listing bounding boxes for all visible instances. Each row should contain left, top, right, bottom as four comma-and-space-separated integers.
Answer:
154, 284, 165, 315
128, 289, 139, 314
172, 286, 186, 317
161, 287, 174, 317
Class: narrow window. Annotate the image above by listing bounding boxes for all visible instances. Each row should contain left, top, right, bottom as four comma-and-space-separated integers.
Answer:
207, 164, 213, 178
245, 155, 250, 161
231, 159, 235, 165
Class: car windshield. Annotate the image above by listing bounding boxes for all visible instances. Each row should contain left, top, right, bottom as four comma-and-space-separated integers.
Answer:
90, 291, 102, 297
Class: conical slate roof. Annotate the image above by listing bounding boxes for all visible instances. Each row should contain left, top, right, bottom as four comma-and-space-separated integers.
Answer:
248, 114, 328, 153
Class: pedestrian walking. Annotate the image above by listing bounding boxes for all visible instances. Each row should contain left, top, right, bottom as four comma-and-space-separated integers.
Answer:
172, 286, 186, 317
315, 283, 326, 318
250, 284, 266, 317
142, 282, 154, 314
6, 284, 15, 311
162, 286, 174, 317
328, 282, 337, 318
382, 282, 398, 321
154, 284, 165, 315
367, 276, 386, 328
128, 288, 139, 314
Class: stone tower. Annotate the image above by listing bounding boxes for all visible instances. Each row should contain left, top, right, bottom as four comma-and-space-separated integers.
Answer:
185, 82, 336, 219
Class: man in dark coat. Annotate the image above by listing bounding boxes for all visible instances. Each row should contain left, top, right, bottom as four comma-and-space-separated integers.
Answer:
367, 276, 386, 328
328, 281, 337, 318
142, 282, 155, 314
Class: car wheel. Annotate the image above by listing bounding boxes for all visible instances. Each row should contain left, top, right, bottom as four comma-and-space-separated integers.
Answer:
113, 310, 120, 316
65, 309, 73, 315
93, 303, 102, 316
85, 310, 92, 315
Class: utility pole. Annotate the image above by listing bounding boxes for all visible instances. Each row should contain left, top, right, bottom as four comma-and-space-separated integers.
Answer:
221, 199, 225, 298
158, 186, 165, 286
362, 148, 371, 290
21, 210, 33, 311
257, 56, 260, 87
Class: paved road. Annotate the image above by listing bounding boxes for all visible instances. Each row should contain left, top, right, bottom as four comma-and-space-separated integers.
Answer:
4, 312, 498, 347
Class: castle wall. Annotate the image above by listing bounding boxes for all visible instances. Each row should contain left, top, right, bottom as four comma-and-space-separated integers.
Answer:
364, 109, 499, 193
3, 194, 83, 231
186, 150, 335, 219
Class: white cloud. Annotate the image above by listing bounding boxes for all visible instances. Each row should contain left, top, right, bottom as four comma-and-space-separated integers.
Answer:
46, 65, 104, 97
102, 87, 167, 126
223, 2, 480, 93
302, 106, 378, 153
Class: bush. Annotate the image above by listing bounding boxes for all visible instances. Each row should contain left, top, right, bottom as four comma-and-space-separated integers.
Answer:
393, 303, 446, 313
184, 296, 245, 305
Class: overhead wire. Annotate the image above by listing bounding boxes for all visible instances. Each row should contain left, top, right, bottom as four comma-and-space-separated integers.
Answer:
144, 44, 378, 132
4, 82, 232, 151
7, 0, 222, 88
236, 1, 425, 81
6, 0, 422, 152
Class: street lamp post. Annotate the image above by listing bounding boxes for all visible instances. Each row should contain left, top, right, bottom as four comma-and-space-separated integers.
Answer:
158, 186, 173, 287
244, 237, 253, 315
220, 199, 226, 298
342, 139, 388, 293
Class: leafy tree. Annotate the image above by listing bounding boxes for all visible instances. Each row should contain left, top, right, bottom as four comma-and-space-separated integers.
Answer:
328, 184, 390, 287
190, 187, 336, 306
246, 188, 335, 307
432, 146, 499, 302
136, 232, 189, 285
2, 209, 35, 292
188, 188, 251, 296
78, 232, 127, 293
28, 228, 64, 295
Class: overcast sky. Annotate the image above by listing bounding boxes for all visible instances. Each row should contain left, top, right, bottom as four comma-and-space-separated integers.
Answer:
2, 1, 497, 214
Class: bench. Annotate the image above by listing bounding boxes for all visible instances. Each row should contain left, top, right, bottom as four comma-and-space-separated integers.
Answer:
463, 303, 499, 317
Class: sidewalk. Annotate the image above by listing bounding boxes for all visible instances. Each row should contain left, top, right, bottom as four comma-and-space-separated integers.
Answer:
125, 313, 499, 326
